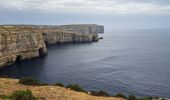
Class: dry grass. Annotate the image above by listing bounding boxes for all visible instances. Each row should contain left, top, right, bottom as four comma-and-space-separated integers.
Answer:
0, 78, 124, 100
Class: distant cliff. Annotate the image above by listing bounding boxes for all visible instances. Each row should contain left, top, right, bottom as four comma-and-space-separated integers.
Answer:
42, 29, 98, 45
57, 24, 104, 34
0, 24, 104, 68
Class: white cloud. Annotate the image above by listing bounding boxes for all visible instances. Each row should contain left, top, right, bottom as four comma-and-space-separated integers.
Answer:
0, 0, 170, 15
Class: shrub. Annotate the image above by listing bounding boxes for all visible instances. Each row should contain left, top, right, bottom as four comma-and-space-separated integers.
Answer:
137, 97, 149, 100
97, 91, 109, 97
0, 75, 11, 78
0, 95, 11, 99
54, 82, 64, 87
66, 84, 85, 92
148, 97, 153, 100
90, 91, 98, 96
91, 90, 109, 97
114, 93, 127, 98
12, 89, 37, 100
128, 95, 137, 100
154, 97, 159, 99
19, 77, 48, 86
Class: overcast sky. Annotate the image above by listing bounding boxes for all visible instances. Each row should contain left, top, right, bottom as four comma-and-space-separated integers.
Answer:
0, 0, 170, 29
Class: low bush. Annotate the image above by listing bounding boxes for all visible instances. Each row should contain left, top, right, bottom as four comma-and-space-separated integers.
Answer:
0, 94, 11, 99
137, 97, 149, 100
128, 95, 137, 100
12, 89, 37, 100
0, 90, 38, 100
66, 84, 86, 92
114, 93, 127, 98
91, 90, 109, 97
19, 77, 48, 86
0, 75, 11, 78
54, 82, 64, 87
148, 97, 153, 100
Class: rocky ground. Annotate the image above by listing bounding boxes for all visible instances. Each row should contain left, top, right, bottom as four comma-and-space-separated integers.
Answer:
0, 78, 124, 100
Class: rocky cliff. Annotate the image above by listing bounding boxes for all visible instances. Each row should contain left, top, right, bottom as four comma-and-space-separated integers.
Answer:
42, 29, 96, 45
0, 26, 47, 68
42, 24, 103, 45
57, 24, 104, 34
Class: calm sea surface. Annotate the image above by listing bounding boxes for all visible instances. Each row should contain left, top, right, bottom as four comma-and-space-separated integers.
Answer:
1, 29, 170, 97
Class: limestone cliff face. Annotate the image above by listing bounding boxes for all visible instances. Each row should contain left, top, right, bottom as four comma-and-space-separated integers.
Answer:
58, 24, 104, 34
0, 26, 47, 68
42, 29, 74, 45
42, 24, 103, 45
42, 29, 94, 45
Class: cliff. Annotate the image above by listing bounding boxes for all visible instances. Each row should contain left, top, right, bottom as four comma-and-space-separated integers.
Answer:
41, 24, 104, 45
0, 78, 124, 100
42, 29, 95, 45
0, 26, 47, 68
57, 24, 104, 34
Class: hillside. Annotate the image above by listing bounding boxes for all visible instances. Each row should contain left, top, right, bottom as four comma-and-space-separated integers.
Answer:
0, 78, 124, 100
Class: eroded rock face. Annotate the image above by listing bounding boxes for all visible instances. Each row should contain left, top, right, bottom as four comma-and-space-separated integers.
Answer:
58, 24, 104, 34
0, 26, 47, 68
42, 29, 95, 45
42, 24, 103, 45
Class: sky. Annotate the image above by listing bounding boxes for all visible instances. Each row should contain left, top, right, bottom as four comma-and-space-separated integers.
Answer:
0, 0, 170, 29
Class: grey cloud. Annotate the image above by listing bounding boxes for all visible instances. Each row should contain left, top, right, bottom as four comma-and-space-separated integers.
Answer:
0, 0, 170, 15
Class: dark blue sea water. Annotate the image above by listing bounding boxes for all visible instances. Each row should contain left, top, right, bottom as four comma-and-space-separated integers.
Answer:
1, 29, 170, 98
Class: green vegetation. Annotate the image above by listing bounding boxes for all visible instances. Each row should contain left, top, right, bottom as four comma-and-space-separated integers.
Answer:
19, 77, 48, 86
0, 75, 11, 78
127, 95, 150, 100
66, 84, 86, 92
54, 82, 64, 87
91, 90, 110, 97
114, 93, 150, 100
12, 89, 37, 100
0, 94, 11, 99
137, 97, 149, 100
0, 89, 37, 100
114, 93, 127, 98
16, 77, 156, 99
128, 95, 137, 100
